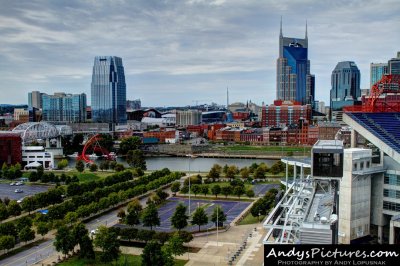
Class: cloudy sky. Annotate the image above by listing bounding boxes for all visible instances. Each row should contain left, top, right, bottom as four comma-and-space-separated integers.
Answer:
0, 0, 399, 107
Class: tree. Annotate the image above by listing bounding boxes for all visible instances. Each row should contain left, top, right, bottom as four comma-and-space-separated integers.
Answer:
234, 186, 245, 199
0, 235, 15, 252
79, 234, 95, 259
249, 162, 258, 173
270, 161, 284, 175
221, 186, 233, 198
64, 211, 78, 225
246, 189, 255, 198
36, 222, 49, 239
21, 197, 37, 214
7, 200, 21, 216
141, 202, 160, 230
254, 166, 266, 179
57, 159, 68, 170
54, 225, 74, 258
93, 226, 120, 263
211, 205, 227, 227
171, 203, 188, 231
119, 136, 141, 155
0, 203, 8, 220
126, 199, 142, 225
89, 163, 98, 172
211, 184, 221, 198
72, 222, 94, 259
75, 160, 85, 173
222, 164, 229, 175
164, 232, 185, 258
191, 207, 208, 232
36, 165, 44, 180
114, 163, 125, 172
141, 240, 167, 266
99, 160, 109, 171
191, 184, 201, 197
171, 182, 180, 196
208, 164, 221, 181
126, 149, 147, 170
200, 185, 209, 196
19, 226, 35, 244
117, 209, 126, 222
240, 167, 250, 179
226, 165, 238, 179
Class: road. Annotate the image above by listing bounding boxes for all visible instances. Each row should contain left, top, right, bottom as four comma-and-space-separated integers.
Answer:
1, 182, 175, 266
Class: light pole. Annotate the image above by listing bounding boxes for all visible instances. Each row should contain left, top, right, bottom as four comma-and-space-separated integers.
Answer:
217, 205, 219, 247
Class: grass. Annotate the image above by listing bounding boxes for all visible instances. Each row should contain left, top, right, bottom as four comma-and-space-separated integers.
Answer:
58, 253, 187, 266
238, 212, 266, 225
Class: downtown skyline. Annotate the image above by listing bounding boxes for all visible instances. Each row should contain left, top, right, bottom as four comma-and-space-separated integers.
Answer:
0, 0, 399, 107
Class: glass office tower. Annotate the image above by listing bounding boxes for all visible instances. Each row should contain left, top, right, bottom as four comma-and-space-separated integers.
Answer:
370, 63, 388, 88
91, 56, 127, 124
42, 93, 87, 122
276, 20, 314, 105
330, 61, 361, 121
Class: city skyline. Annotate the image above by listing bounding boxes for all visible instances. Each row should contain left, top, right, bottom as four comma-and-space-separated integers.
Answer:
0, 0, 399, 107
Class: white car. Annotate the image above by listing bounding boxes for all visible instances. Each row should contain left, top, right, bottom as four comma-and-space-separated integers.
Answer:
10, 182, 16, 186
90, 229, 98, 237
15, 182, 24, 186
17, 197, 26, 203
14, 189, 23, 193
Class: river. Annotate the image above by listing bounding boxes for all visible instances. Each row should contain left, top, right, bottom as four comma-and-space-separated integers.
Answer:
60, 156, 278, 172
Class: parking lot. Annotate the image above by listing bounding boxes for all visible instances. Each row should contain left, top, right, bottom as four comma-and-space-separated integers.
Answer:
252, 183, 281, 197
138, 197, 250, 232
0, 182, 51, 201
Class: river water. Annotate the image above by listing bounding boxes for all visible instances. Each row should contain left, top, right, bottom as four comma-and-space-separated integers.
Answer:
61, 156, 278, 172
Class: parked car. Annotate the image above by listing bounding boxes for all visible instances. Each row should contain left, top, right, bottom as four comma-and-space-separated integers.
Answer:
14, 189, 23, 193
15, 182, 24, 186
10, 182, 16, 186
17, 197, 26, 203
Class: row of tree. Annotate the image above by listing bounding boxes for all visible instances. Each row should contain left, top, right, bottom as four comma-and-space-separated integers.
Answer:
0, 162, 22, 179
207, 161, 288, 181
250, 188, 279, 218
122, 198, 227, 232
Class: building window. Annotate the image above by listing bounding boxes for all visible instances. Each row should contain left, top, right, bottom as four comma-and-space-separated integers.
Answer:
383, 189, 400, 199
383, 201, 400, 212
354, 163, 357, 170
384, 174, 400, 186
366, 161, 370, 168
360, 162, 364, 170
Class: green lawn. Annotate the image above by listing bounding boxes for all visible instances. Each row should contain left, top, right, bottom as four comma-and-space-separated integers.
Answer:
58, 253, 187, 266
238, 212, 266, 225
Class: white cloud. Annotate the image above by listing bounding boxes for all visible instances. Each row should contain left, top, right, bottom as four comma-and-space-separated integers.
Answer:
0, 0, 399, 106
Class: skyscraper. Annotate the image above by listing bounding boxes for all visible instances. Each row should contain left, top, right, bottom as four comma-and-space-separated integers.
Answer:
330, 61, 361, 122
91, 56, 127, 124
370, 63, 388, 88
276, 19, 314, 105
388, 52, 400, 75
28, 91, 42, 109
42, 93, 87, 122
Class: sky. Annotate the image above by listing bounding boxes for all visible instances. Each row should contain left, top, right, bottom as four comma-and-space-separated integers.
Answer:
0, 0, 399, 107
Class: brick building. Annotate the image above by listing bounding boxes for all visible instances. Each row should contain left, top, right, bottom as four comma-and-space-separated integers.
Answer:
261, 100, 312, 127
0, 132, 22, 165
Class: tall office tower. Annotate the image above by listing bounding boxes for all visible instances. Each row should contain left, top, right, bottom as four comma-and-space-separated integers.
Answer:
276, 19, 315, 105
388, 52, 400, 75
330, 61, 361, 122
42, 93, 87, 122
370, 63, 388, 88
28, 91, 42, 109
91, 56, 126, 124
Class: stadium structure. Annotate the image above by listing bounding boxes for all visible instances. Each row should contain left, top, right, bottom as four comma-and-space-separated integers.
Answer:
263, 74, 400, 244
